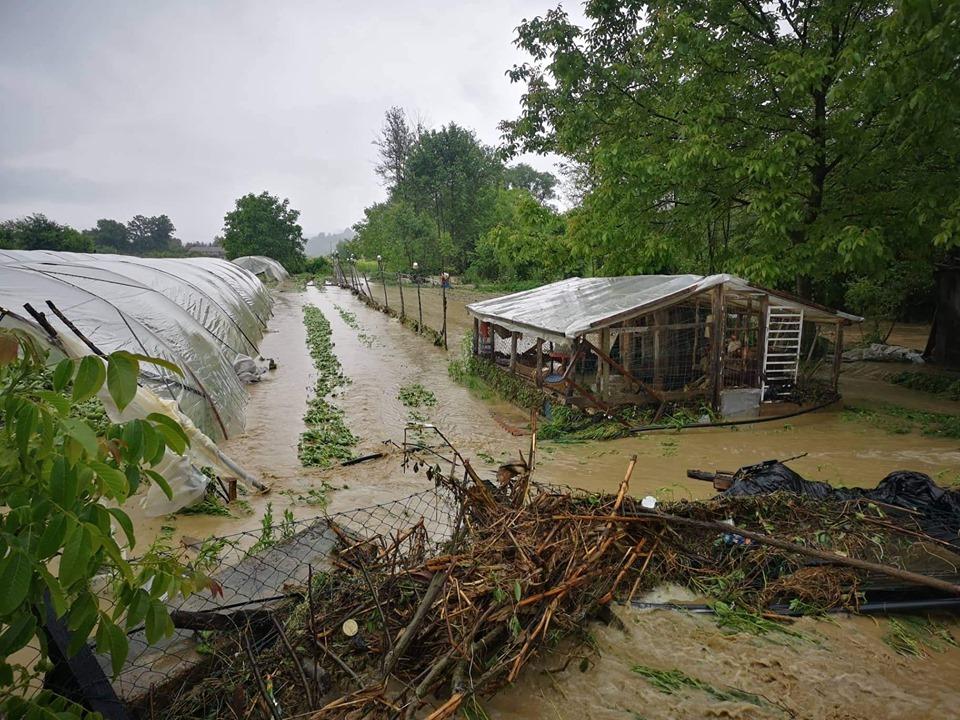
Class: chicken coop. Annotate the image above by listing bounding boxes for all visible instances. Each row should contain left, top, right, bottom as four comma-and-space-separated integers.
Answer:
466, 275, 861, 420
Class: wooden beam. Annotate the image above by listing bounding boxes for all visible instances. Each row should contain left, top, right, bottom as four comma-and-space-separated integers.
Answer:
756, 295, 768, 387
510, 332, 519, 372
652, 310, 667, 390
535, 338, 543, 388
709, 284, 725, 412
598, 328, 610, 399
472, 317, 479, 356
832, 322, 844, 392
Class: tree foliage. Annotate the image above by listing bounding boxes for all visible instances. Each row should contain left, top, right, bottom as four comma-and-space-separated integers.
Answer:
502, 0, 960, 303
0, 214, 94, 253
0, 331, 209, 715
349, 110, 562, 278
126, 214, 181, 255
222, 192, 307, 272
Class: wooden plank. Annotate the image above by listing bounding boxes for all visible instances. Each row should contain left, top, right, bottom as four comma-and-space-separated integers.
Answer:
510, 332, 519, 372
598, 328, 610, 399
709, 284, 725, 411
472, 317, 479, 356
831, 321, 844, 392
535, 338, 543, 388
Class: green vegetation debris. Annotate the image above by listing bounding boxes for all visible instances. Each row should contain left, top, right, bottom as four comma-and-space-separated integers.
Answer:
397, 383, 437, 408
631, 665, 768, 707
298, 305, 358, 467
842, 403, 960, 438
890, 371, 960, 401
883, 615, 958, 657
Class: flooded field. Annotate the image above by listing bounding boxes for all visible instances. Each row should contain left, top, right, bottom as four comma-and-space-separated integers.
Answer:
132, 282, 960, 718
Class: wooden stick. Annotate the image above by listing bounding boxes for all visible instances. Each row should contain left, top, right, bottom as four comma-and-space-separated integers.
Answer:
381, 568, 449, 679
552, 512, 960, 596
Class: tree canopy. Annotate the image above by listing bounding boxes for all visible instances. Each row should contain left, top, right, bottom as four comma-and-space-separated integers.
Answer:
221, 192, 307, 272
0, 214, 94, 253
502, 0, 960, 305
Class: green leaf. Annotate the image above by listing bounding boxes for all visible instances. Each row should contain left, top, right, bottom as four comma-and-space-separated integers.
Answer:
66, 592, 99, 655
39, 566, 68, 619
49, 458, 78, 508
122, 421, 143, 462
38, 514, 68, 559
125, 589, 150, 629
0, 333, 18, 366
127, 353, 184, 377
14, 401, 39, 456
89, 460, 129, 502
144, 599, 173, 644
52, 358, 75, 392
96, 617, 129, 676
106, 352, 139, 411
36, 390, 70, 417
514, 579, 522, 603
147, 413, 190, 455
0, 549, 33, 615
143, 469, 174, 500
60, 418, 99, 457
58, 526, 92, 589
108, 508, 135, 550
72, 355, 106, 403
0, 614, 37, 657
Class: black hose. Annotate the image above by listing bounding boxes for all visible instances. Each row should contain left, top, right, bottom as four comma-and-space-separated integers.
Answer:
625, 397, 840, 435
625, 596, 960, 616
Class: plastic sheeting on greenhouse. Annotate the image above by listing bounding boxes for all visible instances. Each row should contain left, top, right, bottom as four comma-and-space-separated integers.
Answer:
0, 250, 277, 442
466, 274, 862, 340
232, 255, 289, 283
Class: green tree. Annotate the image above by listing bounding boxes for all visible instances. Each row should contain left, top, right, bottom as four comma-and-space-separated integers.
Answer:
127, 214, 180, 255
401, 123, 503, 271
503, 0, 960, 301
221, 192, 306, 272
84, 218, 129, 253
503, 163, 557, 203
0, 331, 209, 716
374, 106, 418, 191
0, 214, 94, 253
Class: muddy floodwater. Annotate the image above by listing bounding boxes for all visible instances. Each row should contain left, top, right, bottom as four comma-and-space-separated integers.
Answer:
135, 282, 960, 718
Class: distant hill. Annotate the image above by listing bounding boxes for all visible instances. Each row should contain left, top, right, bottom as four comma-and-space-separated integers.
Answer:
305, 228, 354, 257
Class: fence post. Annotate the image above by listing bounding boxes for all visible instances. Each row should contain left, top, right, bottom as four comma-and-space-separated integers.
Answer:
397, 273, 405, 320
441, 281, 448, 350
416, 279, 423, 333
378, 258, 389, 310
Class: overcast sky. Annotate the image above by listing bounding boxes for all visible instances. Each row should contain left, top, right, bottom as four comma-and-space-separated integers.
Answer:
0, 1, 581, 242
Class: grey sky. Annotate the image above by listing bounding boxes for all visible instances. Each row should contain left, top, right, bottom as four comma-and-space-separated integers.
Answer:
0, 1, 577, 242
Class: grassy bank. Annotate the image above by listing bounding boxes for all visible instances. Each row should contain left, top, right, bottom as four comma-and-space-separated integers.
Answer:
890, 370, 960, 401
843, 403, 960, 438
299, 304, 358, 467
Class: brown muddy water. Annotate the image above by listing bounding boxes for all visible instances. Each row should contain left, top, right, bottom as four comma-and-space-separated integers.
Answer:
131, 283, 960, 718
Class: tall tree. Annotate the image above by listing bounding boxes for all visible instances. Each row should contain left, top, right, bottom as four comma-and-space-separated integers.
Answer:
401, 123, 502, 270
0, 214, 93, 252
503, 0, 960, 300
374, 107, 417, 190
127, 214, 179, 255
503, 163, 557, 203
84, 218, 129, 252
221, 191, 306, 272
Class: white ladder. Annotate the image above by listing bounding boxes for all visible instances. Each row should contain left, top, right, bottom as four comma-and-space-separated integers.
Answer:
761, 305, 803, 401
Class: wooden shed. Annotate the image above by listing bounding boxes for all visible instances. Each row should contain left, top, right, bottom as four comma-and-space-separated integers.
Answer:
466, 275, 861, 420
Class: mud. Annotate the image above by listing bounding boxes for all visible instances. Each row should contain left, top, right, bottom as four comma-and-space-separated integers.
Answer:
130, 283, 960, 719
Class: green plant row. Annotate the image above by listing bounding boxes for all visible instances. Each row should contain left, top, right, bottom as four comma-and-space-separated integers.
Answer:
889, 370, 960, 401
298, 305, 358, 467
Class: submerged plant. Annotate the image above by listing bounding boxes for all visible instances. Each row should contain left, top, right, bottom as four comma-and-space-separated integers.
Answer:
298, 305, 357, 468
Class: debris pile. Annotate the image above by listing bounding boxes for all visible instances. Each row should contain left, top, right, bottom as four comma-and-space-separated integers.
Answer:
162, 455, 960, 720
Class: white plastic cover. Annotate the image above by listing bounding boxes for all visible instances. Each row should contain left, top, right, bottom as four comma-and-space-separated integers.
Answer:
232, 255, 290, 283
0, 250, 278, 441
467, 274, 861, 339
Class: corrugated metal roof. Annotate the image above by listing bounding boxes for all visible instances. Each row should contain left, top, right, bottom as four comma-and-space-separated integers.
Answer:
466, 274, 861, 338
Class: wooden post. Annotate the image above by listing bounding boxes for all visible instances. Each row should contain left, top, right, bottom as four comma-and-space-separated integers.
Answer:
379, 262, 389, 309
442, 282, 448, 350
756, 294, 768, 388
362, 271, 373, 300
472, 317, 479, 356
397, 273, 405, 320
832, 322, 844, 393
509, 332, 519, 372
535, 338, 543, 387
227, 478, 238, 502
653, 310, 667, 390
710, 284, 725, 412
416, 279, 423, 333
620, 324, 633, 376
598, 328, 611, 399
